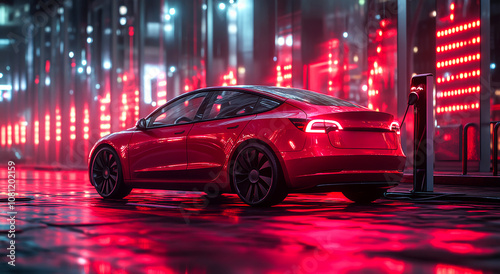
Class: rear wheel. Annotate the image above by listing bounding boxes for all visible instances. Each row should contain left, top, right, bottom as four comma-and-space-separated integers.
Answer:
342, 188, 386, 204
90, 146, 132, 199
232, 143, 287, 207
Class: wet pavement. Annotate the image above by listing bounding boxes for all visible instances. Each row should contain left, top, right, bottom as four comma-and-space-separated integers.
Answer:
1, 168, 500, 273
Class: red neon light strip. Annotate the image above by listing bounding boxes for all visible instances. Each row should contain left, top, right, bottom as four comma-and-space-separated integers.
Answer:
436, 36, 480, 53
14, 124, 19, 144
7, 125, 12, 146
437, 85, 480, 98
436, 103, 480, 113
45, 115, 50, 141
56, 110, 61, 142
436, 69, 480, 83
34, 121, 39, 145
70, 106, 76, 140
83, 107, 90, 140
1, 126, 5, 146
20, 123, 26, 144
436, 20, 480, 38
436, 53, 480, 69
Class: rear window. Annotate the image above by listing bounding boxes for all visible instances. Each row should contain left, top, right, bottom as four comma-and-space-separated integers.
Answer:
253, 86, 360, 107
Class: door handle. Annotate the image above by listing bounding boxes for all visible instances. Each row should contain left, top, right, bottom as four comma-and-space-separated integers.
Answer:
227, 125, 239, 129
174, 130, 185, 135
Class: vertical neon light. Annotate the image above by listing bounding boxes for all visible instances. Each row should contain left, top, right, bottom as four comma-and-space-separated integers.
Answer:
121, 93, 128, 129
14, 124, 19, 144
367, 18, 396, 113
20, 122, 26, 144
55, 109, 62, 142
100, 93, 111, 137
7, 125, 12, 146
34, 121, 39, 145
83, 107, 90, 140
134, 90, 140, 121
70, 106, 76, 140
45, 115, 50, 141
157, 73, 167, 106
1, 126, 5, 146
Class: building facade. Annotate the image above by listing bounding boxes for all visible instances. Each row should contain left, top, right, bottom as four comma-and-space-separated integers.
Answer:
0, 0, 499, 172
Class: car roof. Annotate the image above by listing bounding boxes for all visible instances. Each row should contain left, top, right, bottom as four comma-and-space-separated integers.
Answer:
201, 85, 361, 108
194, 85, 287, 100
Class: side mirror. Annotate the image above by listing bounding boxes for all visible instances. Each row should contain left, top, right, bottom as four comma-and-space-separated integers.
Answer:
136, 118, 147, 130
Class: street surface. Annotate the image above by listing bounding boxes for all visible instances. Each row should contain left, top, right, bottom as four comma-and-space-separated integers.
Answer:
1, 168, 500, 273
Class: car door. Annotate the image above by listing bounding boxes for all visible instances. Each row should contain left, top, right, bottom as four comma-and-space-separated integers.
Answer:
128, 92, 209, 182
186, 90, 260, 181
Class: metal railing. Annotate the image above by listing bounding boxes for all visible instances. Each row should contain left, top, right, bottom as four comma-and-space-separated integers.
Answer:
462, 123, 478, 175
493, 122, 500, 176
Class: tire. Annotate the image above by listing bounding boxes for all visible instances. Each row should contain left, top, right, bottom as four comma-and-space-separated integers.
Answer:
232, 142, 287, 207
90, 146, 132, 199
342, 188, 386, 204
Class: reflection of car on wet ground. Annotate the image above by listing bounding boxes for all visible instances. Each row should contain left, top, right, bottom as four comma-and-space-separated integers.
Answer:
89, 86, 406, 206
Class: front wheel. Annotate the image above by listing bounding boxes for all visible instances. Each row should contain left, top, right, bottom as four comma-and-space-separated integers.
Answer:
90, 146, 132, 199
342, 188, 386, 204
232, 143, 287, 207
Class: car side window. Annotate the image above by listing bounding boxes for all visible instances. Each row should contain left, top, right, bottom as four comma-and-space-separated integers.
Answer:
148, 92, 208, 127
254, 98, 281, 113
202, 91, 260, 120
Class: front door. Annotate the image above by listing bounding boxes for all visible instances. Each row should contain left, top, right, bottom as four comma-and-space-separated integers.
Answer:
128, 92, 209, 182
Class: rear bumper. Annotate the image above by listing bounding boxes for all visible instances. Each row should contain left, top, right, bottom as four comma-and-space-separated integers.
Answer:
280, 135, 406, 190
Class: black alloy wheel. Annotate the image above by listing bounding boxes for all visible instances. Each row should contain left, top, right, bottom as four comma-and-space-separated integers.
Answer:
90, 146, 132, 199
232, 143, 287, 206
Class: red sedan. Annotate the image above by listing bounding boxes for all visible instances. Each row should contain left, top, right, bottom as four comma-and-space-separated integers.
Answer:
88, 86, 406, 206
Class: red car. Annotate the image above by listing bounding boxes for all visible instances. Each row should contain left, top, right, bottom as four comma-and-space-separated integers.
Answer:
89, 86, 406, 206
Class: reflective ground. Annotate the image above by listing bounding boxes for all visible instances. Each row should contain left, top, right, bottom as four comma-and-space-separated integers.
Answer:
1, 168, 500, 273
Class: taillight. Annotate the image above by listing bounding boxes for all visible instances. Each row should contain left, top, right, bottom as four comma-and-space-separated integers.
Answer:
289, 118, 307, 131
305, 119, 343, 133
390, 121, 400, 134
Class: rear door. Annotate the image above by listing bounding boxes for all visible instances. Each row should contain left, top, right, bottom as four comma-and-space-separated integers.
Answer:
186, 90, 260, 181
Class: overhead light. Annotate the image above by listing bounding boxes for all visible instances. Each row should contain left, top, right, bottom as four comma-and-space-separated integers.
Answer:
119, 5, 127, 15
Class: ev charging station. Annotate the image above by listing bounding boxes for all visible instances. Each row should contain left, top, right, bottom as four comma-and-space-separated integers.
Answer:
397, 73, 435, 195
410, 74, 434, 193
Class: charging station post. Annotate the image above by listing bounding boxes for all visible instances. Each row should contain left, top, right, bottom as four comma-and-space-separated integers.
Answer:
410, 74, 434, 192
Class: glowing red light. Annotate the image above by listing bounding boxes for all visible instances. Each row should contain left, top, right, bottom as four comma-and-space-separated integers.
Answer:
450, 14, 454, 21
34, 121, 39, 145
20, 122, 26, 144
55, 109, 62, 142
1, 126, 5, 146
450, 3, 455, 10
45, 115, 50, 141
7, 125, 12, 146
